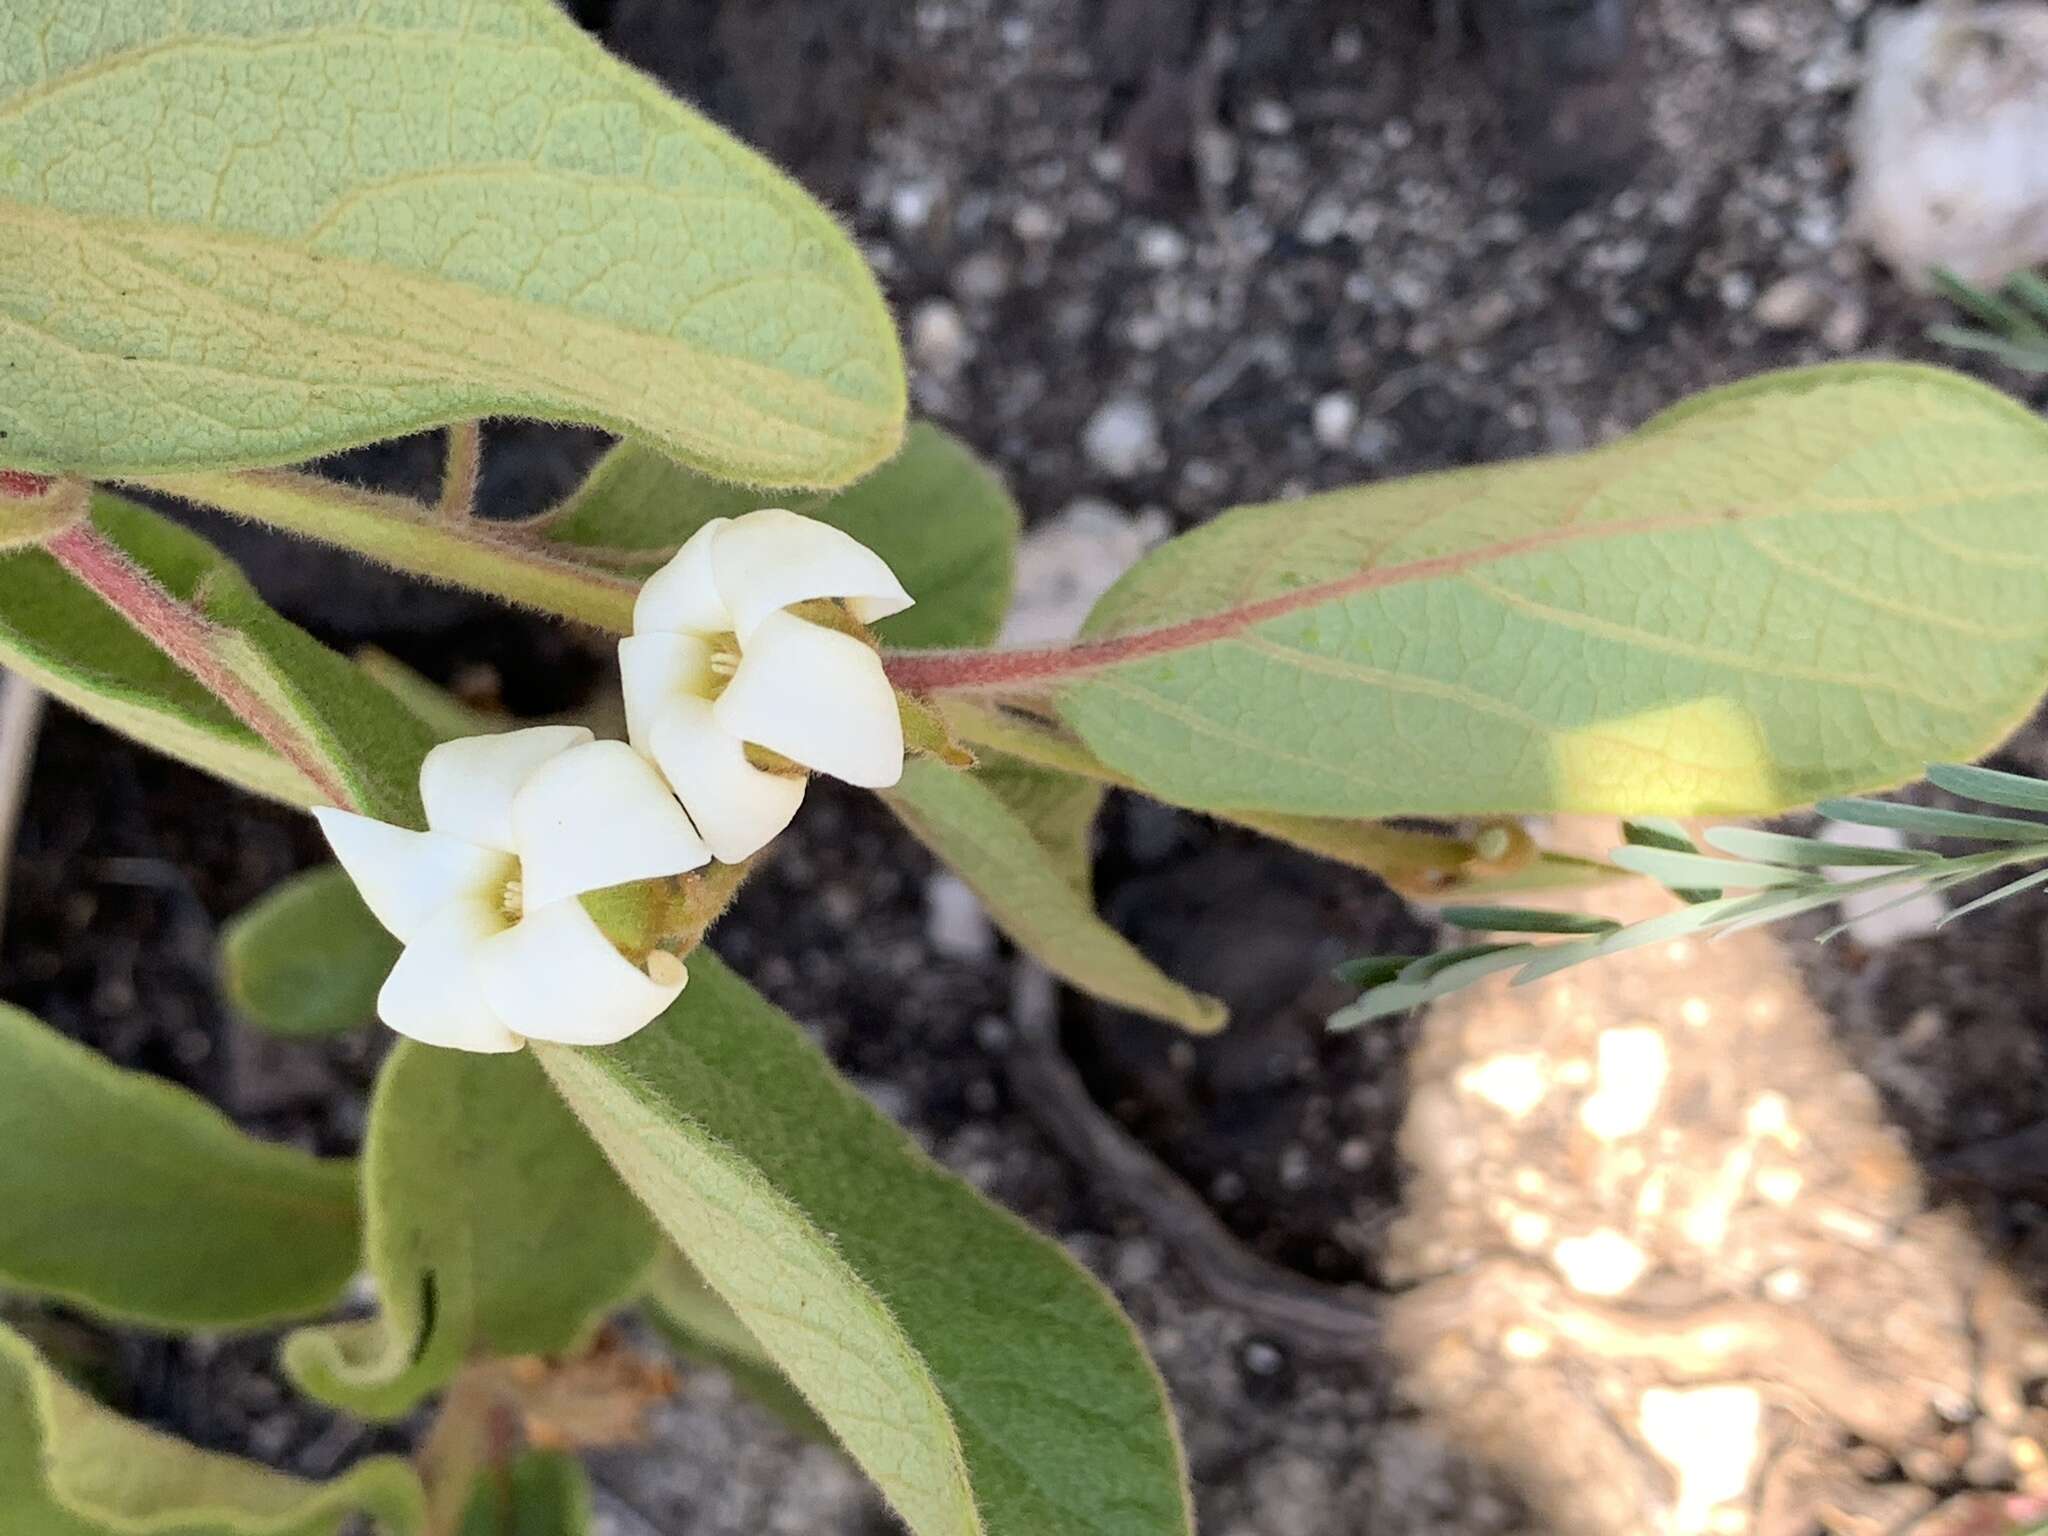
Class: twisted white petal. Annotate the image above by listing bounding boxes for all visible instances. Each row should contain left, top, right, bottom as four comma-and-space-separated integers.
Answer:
713, 610, 905, 788
419, 725, 593, 851
478, 898, 686, 1046
709, 508, 914, 640
377, 903, 523, 1054
645, 695, 807, 863
512, 740, 710, 910
632, 518, 730, 637
618, 632, 717, 754
313, 808, 513, 944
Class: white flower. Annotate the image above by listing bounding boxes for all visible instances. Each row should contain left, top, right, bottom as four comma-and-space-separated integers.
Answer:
314, 726, 712, 1054
620, 509, 914, 862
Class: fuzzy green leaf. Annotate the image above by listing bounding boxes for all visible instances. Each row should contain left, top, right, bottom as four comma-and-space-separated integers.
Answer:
970, 754, 1106, 896
221, 866, 399, 1037
544, 422, 1019, 648
284, 1046, 657, 1420
0, 493, 436, 820
455, 1452, 590, 1536
0, 0, 902, 487
1052, 366, 2048, 817
885, 756, 1225, 1034
536, 956, 1193, 1536
0, 1005, 359, 1330
0, 1325, 422, 1536
641, 1248, 829, 1441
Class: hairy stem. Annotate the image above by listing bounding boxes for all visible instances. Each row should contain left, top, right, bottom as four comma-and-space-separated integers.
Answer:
135, 469, 638, 632
43, 522, 355, 808
438, 422, 484, 522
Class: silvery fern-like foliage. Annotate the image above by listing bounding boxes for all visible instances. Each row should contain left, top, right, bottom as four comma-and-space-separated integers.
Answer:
1932, 268, 2048, 375
1332, 764, 2048, 1029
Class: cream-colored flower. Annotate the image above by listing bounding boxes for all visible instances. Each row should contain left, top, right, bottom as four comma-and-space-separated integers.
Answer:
620, 509, 913, 862
314, 726, 710, 1053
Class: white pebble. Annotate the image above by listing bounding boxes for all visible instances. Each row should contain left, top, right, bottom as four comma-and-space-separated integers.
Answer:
926, 874, 995, 961
1082, 397, 1161, 480
1311, 392, 1359, 451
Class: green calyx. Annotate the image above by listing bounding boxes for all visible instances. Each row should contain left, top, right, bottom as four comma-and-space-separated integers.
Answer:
577, 860, 757, 973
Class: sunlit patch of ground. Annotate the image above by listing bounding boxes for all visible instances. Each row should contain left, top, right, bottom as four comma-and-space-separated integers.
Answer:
1385, 822, 2048, 1535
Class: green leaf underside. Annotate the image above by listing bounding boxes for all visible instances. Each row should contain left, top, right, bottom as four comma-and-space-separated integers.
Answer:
284, 1046, 656, 1420
939, 700, 1616, 896
455, 1451, 590, 1536
641, 1248, 829, 1441
0, 0, 902, 486
0, 492, 435, 820
537, 956, 1193, 1536
0, 1325, 422, 1536
969, 753, 1106, 897
1058, 365, 2048, 818
221, 865, 400, 1036
884, 757, 1225, 1034
0, 1005, 359, 1330
544, 422, 1020, 649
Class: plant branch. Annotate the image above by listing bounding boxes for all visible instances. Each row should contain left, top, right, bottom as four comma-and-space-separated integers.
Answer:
134, 469, 638, 632
42, 522, 356, 808
1005, 990, 1381, 1360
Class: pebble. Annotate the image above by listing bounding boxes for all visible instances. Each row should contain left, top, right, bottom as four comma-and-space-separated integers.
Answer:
1137, 225, 1190, 269
1082, 396, 1161, 479
1753, 274, 1825, 331
910, 298, 970, 375
1312, 391, 1360, 451
925, 873, 995, 961
888, 179, 937, 234
952, 250, 1011, 303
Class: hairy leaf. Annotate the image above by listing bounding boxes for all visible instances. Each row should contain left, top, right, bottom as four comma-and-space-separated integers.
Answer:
1033, 366, 2048, 817
0, 0, 902, 486
0, 493, 436, 820
970, 754, 1105, 896
0, 1005, 359, 1330
221, 866, 399, 1037
537, 956, 1193, 1536
284, 1047, 656, 1420
544, 422, 1019, 648
885, 757, 1225, 1034
0, 1325, 422, 1536
641, 1248, 828, 1440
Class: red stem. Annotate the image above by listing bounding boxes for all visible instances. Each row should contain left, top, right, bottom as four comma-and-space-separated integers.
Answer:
44, 523, 357, 809
884, 502, 1755, 696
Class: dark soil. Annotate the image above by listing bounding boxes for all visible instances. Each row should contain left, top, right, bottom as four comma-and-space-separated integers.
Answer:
15, 0, 2048, 1531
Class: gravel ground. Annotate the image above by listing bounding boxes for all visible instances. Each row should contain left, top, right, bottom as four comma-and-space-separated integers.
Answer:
13, 1, 2048, 1533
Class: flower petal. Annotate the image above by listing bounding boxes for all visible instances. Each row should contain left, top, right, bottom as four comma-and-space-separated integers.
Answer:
512, 740, 710, 910
618, 632, 716, 754
710, 508, 914, 640
477, 898, 685, 1046
645, 696, 807, 862
713, 610, 905, 788
313, 808, 513, 944
378, 904, 524, 1054
633, 518, 731, 637
420, 726, 593, 851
